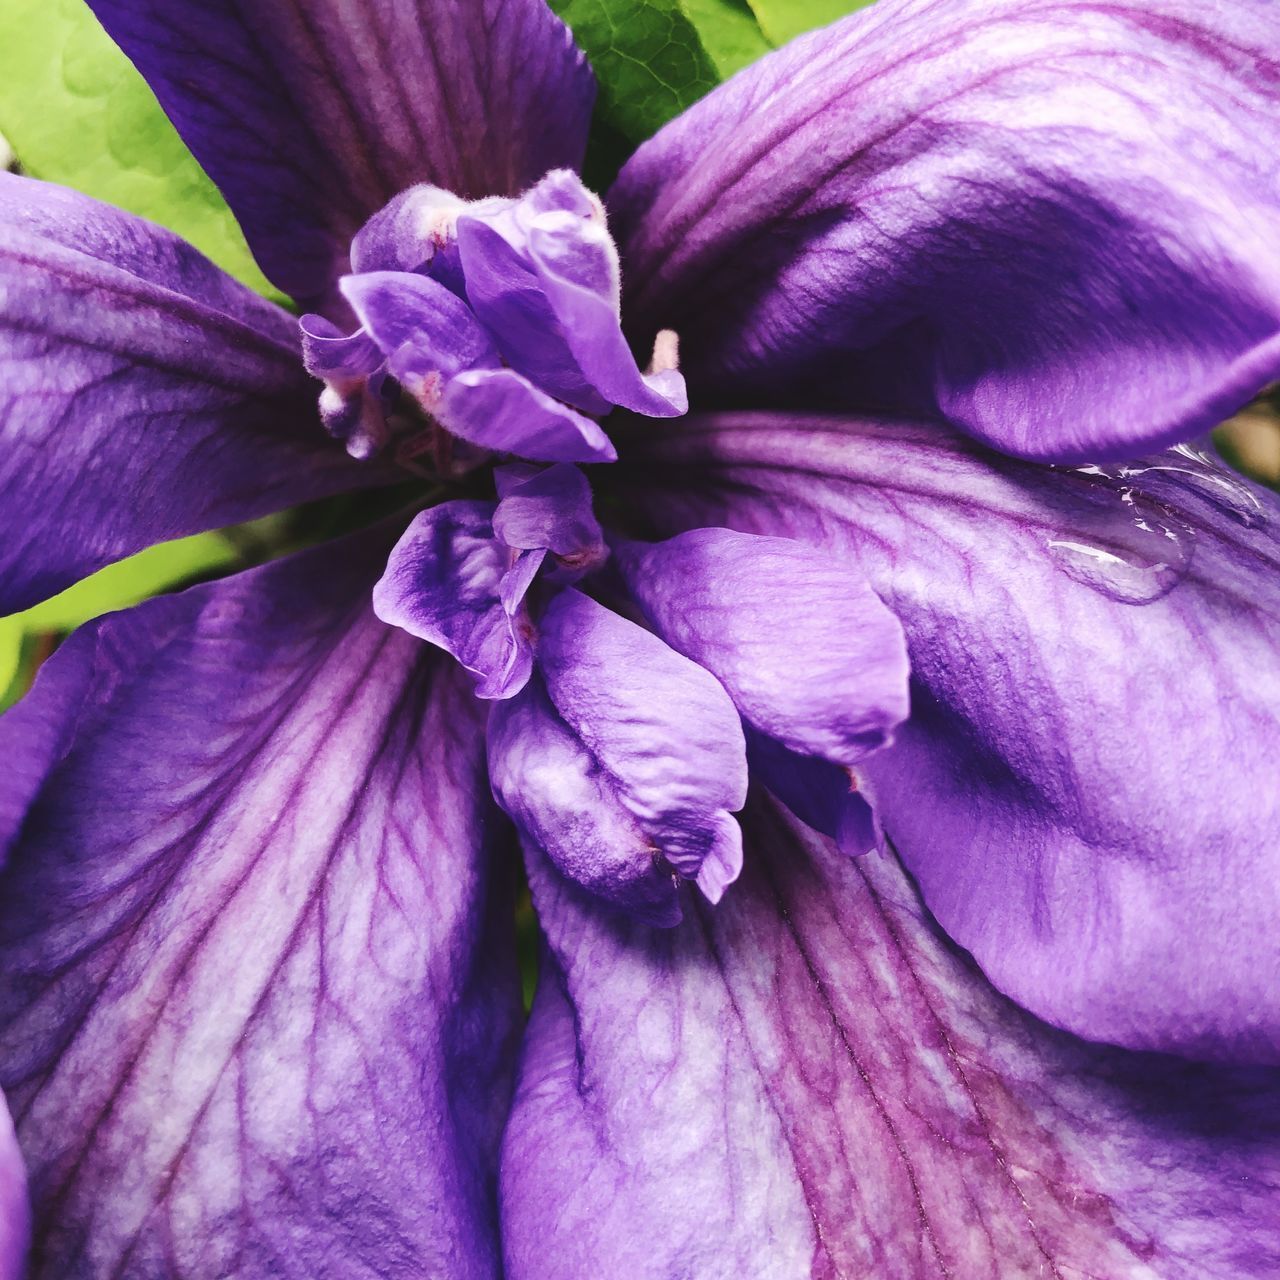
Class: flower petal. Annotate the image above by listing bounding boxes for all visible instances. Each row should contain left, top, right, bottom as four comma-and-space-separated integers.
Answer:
745, 727, 882, 859
614, 411, 1280, 1061
614, 527, 909, 763
373, 501, 535, 700
610, 0, 1280, 461
488, 675, 683, 926
341, 270, 500, 385
457, 172, 687, 418
442, 369, 618, 465
86, 0, 595, 309
350, 185, 469, 276
502, 798, 1280, 1279
538, 589, 748, 901
0, 174, 373, 614
0, 527, 520, 1278
493, 463, 606, 569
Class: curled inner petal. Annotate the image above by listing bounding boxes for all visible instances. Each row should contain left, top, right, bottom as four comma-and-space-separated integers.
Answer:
372, 501, 535, 700
535, 589, 748, 905
493, 463, 607, 574
489, 675, 684, 926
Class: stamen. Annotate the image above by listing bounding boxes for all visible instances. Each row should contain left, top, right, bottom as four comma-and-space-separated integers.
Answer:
649, 329, 680, 376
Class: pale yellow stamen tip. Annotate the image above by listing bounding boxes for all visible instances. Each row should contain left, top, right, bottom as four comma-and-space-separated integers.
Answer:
649, 329, 680, 375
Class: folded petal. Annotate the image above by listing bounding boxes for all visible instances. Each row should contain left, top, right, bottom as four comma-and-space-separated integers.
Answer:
373, 501, 535, 700
493, 463, 606, 572
614, 411, 1280, 1061
299, 314, 385, 385
441, 369, 618, 465
341, 271, 501, 387
457, 172, 687, 418
0, 175, 373, 614
488, 676, 683, 925
503, 800, 1280, 1280
0, 1095, 27, 1280
350, 185, 468, 276
614, 527, 909, 762
87, 0, 596, 308
745, 727, 882, 859
610, 0, 1280, 461
0, 527, 521, 1278
538, 589, 748, 901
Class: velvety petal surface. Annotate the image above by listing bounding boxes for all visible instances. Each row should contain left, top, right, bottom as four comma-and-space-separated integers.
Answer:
610, 0, 1280, 461
538, 590, 748, 901
341, 271, 500, 387
615, 527, 910, 762
350, 185, 468, 276
87, 0, 595, 309
0, 529, 521, 1278
612, 412, 1280, 1061
502, 799, 1280, 1280
0, 175, 372, 613
441, 369, 618, 464
373, 501, 534, 700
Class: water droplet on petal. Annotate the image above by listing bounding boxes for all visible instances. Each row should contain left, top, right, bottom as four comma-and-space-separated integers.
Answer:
1047, 537, 1186, 604
1060, 447, 1267, 531
1143, 443, 1269, 528
1047, 487, 1193, 605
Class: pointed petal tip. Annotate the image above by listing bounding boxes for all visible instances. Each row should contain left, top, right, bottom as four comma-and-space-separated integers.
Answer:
694, 813, 745, 904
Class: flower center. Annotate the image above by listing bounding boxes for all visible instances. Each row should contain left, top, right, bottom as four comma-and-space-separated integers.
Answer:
299, 174, 906, 926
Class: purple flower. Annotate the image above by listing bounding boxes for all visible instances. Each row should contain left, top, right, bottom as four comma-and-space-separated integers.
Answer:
1, 0, 1279, 1275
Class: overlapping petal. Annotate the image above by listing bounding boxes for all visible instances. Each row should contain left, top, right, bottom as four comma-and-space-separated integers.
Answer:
502, 799, 1280, 1280
333, 271, 618, 464
457, 171, 686, 418
373, 501, 535, 700
537, 589, 748, 904
614, 527, 910, 762
442, 369, 618, 464
488, 675, 685, 926
610, 0, 1280, 461
0, 175, 374, 614
613, 411, 1280, 1062
86, 0, 595, 308
341, 271, 501, 385
0, 529, 520, 1278
745, 728, 882, 858
493, 464, 606, 570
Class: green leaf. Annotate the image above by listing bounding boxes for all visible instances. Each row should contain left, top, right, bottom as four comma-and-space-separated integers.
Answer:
678, 0, 773, 78
0, 0, 283, 301
0, 618, 21, 704
554, 0, 879, 186
550, 0, 721, 182
12, 532, 238, 634
745, 0, 875, 46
